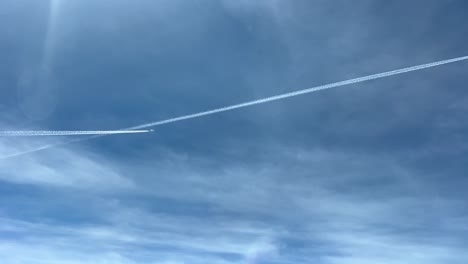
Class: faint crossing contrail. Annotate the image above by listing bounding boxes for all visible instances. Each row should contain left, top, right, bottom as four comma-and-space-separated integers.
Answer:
1, 55, 467, 159
0, 130, 151, 137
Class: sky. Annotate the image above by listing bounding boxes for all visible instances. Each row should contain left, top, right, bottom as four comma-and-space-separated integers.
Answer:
0, 0, 468, 263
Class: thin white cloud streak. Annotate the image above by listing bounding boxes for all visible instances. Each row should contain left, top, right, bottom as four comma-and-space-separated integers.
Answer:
2, 55, 467, 159
42, 0, 62, 70
0, 130, 151, 137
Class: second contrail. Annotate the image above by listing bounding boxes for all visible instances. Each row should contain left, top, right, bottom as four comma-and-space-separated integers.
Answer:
1, 55, 467, 159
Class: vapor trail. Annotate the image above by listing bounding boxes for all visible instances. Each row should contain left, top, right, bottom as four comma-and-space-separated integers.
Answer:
0, 130, 151, 137
2, 55, 467, 159
128, 55, 468, 130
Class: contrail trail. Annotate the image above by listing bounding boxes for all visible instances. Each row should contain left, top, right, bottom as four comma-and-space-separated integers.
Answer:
128, 55, 468, 130
0, 130, 151, 137
1, 55, 467, 159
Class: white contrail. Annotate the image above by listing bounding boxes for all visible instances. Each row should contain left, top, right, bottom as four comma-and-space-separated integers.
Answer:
128, 55, 468, 130
0, 130, 151, 137
1, 55, 467, 159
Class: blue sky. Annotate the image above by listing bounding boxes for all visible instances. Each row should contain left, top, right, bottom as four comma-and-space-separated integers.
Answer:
1, 0, 468, 263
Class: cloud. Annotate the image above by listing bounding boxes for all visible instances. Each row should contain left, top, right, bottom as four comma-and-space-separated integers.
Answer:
0, 208, 279, 264
321, 231, 468, 264
0, 135, 134, 191
244, 237, 279, 264
123, 145, 467, 263
0, 139, 467, 263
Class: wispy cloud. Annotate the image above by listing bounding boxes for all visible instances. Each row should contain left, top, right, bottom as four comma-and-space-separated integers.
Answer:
1, 138, 467, 263
0, 136, 134, 190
